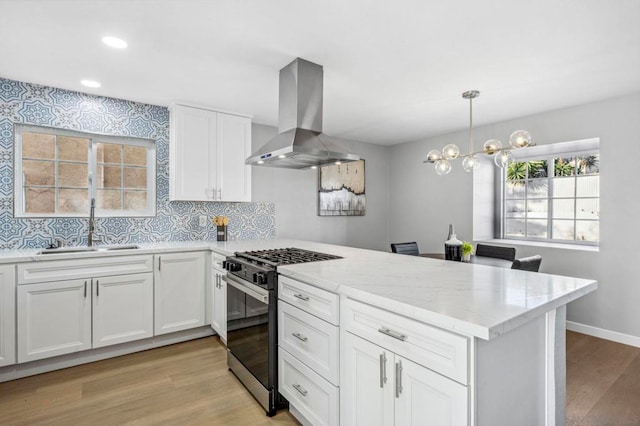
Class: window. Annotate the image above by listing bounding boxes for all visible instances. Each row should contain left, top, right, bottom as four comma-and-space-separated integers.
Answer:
502, 139, 599, 245
15, 124, 156, 217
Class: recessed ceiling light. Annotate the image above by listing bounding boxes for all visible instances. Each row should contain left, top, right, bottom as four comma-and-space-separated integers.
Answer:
81, 80, 101, 88
102, 36, 128, 49
257, 160, 264, 164
278, 154, 286, 159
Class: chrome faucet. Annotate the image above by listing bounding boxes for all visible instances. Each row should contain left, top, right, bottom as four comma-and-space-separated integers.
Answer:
88, 198, 96, 247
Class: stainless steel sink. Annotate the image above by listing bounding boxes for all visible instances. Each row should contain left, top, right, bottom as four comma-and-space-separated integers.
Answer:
95, 244, 140, 251
37, 244, 140, 255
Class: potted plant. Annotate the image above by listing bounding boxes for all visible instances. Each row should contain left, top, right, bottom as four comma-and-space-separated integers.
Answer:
461, 241, 473, 262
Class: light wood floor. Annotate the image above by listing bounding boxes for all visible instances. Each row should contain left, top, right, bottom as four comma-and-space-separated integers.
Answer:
566, 330, 640, 425
1, 332, 639, 425
0, 337, 298, 425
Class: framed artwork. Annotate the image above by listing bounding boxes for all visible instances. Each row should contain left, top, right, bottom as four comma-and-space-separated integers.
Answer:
318, 159, 365, 216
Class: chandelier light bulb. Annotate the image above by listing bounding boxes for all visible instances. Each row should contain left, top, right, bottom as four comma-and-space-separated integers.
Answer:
483, 139, 502, 155
462, 155, 480, 172
435, 159, 452, 175
509, 130, 531, 149
442, 144, 460, 160
426, 149, 443, 163
494, 150, 513, 168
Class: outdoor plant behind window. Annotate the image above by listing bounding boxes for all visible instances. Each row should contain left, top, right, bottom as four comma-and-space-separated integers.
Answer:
504, 152, 599, 244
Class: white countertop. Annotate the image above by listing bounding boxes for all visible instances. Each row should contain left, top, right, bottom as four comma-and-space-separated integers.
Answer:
0, 239, 596, 340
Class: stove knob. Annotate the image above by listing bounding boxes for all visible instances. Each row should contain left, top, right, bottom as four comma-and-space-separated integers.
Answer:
253, 272, 267, 285
224, 261, 241, 272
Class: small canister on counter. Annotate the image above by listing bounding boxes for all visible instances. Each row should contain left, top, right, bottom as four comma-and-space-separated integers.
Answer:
213, 216, 229, 241
216, 226, 227, 241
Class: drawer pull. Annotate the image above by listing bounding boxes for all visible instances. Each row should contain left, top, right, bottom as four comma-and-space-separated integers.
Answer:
292, 383, 308, 397
378, 327, 407, 342
395, 360, 403, 398
292, 332, 308, 342
84, 281, 87, 298
293, 293, 310, 302
379, 352, 387, 388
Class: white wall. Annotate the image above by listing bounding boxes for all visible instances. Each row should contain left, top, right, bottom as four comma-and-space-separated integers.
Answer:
251, 124, 390, 251
388, 93, 640, 338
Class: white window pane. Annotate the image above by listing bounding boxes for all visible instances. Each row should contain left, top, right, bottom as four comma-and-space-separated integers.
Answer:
505, 200, 525, 218
527, 219, 547, 238
58, 189, 89, 213
505, 219, 525, 237
576, 175, 599, 197
527, 179, 548, 199
553, 220, 575, 240
527, 199, 548, 219
576, 221, 599, 242
576, 199, 599, 220
553, 199, 575, 219
505, 181, 525, 199
553, 177, 575, 198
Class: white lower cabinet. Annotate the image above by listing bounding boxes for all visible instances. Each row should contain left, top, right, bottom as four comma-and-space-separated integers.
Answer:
154, 251, 206, 335
211, 254, 227, 343
18, 279, 92, 362
280, 347, 339, 426
16, 255, 155, 363
92, 273, 154, 348
278, 276, 340, 426
0, 265, 16, 367
342, 332, 468, 426
17, 273, 154, 363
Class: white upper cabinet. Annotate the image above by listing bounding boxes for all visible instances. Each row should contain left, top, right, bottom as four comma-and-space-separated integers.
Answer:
170, 104, 252, 202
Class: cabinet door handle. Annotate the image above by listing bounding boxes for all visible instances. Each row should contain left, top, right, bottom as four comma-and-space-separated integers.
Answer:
84, 281, 87, 298
379, 352, 387, 388
293, 293, 309, 302
292, 332, 308, 342
292, 383, 308, 397
217, 274, 221, 288
96, 279, 99, 297
395, 360, 403, 398
158, 256, 161, 271
378, 327, 407, 342
217, 188, 222, 200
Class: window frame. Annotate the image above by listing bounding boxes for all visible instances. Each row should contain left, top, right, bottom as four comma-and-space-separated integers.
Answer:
500, 138, 600, 246
14, 124, 156, 218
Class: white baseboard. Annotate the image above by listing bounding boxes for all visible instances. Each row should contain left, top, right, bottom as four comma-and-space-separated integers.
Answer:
566, 321, 640, 348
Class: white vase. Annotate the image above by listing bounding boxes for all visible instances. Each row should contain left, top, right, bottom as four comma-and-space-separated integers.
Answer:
462, 253, 471, 262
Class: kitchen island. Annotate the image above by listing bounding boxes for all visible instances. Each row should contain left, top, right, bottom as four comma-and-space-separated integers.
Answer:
0, 239, 596, 425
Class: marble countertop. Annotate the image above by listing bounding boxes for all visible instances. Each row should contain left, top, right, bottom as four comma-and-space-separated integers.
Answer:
0, 239, 597, 340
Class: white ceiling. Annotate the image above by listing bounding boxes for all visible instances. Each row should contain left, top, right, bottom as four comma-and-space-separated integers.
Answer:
1, 0, 639, 145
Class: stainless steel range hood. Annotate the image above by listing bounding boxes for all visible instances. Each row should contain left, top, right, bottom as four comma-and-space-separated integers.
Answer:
246, 58, 359, 169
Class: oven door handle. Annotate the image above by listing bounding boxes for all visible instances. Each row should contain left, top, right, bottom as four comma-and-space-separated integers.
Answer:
226, 274, 270, 304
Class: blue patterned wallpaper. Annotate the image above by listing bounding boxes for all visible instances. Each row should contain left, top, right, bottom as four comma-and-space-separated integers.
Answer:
0, 77, 275, 249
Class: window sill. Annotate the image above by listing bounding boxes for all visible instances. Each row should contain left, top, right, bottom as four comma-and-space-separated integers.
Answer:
480, 239, 599, 253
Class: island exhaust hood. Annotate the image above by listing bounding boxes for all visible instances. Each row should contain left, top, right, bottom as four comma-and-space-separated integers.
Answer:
246, 58, 359, 169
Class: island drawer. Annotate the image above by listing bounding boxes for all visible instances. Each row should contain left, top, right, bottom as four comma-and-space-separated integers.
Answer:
343, 298, 469, 385
278, 300, 339, 385
278, 276, 339, 325
17, 255, 154, 285
279, 347, 339, 426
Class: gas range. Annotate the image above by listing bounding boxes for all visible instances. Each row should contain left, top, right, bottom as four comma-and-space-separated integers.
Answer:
223, 247, 342, 290
223, 247, 342, 416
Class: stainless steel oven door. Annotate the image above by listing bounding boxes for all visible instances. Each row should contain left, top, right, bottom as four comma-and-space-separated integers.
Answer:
226, 274, 270, 388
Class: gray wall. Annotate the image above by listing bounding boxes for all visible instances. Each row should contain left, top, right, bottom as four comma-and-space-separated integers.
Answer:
251, 124, 390, 251
388, 93, 640, 338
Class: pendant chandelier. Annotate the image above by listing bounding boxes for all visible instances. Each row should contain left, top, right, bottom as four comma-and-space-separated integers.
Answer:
424, 90, 532, 175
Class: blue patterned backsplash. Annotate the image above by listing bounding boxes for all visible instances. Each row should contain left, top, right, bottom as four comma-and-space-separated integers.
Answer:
0, 77, 275, 249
